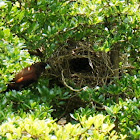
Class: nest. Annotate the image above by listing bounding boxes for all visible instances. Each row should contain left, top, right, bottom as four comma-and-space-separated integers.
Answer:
47, 42, 114, 89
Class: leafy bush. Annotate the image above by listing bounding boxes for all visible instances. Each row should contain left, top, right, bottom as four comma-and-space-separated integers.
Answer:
0, 0, 139, 139
0, 114, 126, 140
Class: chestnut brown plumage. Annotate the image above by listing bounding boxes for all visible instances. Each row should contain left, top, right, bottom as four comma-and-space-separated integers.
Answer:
5, 62, 46, 91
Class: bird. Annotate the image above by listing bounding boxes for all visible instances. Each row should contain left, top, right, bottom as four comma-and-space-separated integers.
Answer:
5, 62, 47, 91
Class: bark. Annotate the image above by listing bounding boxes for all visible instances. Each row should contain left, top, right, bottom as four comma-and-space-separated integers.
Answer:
110, 47, 120, 78
110, 46, 120, 132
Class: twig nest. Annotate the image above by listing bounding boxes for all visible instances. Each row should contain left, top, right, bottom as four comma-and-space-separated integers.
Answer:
47, 41, 113, 88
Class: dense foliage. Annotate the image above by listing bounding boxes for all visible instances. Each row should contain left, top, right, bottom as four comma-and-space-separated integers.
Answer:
0, 0, 139, 139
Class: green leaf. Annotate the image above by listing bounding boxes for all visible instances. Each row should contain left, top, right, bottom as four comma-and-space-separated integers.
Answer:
0, 1, 7, 8
3, 28, 11, 38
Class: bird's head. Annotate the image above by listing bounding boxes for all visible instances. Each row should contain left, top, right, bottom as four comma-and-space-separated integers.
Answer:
34, 62, 47, 71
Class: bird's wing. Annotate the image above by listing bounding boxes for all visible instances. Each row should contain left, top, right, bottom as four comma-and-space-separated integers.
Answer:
13, 66, 35, 82
15, 73, 37, 83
